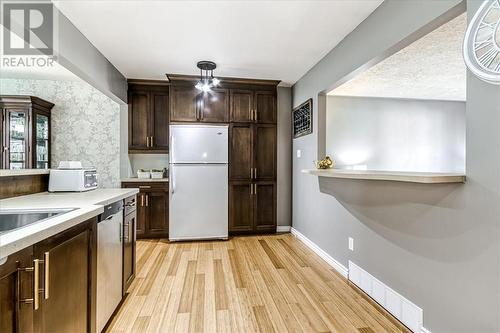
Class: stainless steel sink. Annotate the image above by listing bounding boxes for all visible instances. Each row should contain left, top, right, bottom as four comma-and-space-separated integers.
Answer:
0, 209, 75, 234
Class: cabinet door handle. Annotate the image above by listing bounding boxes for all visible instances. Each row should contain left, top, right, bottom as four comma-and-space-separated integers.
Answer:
139, 185, 151, 189
250, 168, 253, 179
33, 259, 40, 310
17, 261, 37, 309
150, 136, 154, 147
141, 194, 144, 207
44, 252, 49, 300
254, 109, 257, 122
124, 221, 129, 241
254, 168, 257, 179
250, 184, 253, 195
146, 194, 149, 207
146, 137, 150, 147
254, 184, 257, 195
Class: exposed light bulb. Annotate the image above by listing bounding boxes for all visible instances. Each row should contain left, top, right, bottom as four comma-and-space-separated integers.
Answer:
212, 77, 220, 86
202, 83, 211, 92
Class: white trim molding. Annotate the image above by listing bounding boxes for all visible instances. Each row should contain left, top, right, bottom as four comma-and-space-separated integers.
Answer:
289, 227, 432, 333
277, 225, 291, 233
290, 227, 348, 278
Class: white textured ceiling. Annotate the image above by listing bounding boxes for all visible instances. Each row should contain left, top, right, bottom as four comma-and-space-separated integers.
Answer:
53, 0, 383, 85
329, 14, 467, 101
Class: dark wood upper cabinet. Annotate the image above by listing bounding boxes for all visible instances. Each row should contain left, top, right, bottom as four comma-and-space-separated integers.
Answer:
229, 124, 253, 180
230, 89, 253, 122
229, 181, 254, 233
200, 88, 229, 123
254, 125, 277, 180
255, 91, 277, 124
229, 89, 276, 124
4, 109, 30, 170
0, 96, 54, 170
151, 92, 169, 150
169, 85, 200, 122
128, 82, 169, 153
0, 247, 34, 333
254, 182, 276, 231
129, 91, 149, 151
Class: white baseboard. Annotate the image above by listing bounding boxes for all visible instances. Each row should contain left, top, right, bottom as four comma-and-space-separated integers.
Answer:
290, 227, 348, 278
277, 225, 291, 233
289, 228, 431, 333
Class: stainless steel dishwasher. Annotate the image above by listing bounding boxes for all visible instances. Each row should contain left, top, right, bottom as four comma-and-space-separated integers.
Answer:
97, 200, 123, 332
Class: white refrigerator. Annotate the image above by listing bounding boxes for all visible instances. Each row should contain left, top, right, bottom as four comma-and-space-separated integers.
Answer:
169, 124, 228, 241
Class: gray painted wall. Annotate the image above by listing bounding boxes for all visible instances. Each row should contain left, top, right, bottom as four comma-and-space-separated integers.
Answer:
292, 0, 500, 331
54, 7, 127, 104
277, 87, 292, 227
326, 96, 465, 173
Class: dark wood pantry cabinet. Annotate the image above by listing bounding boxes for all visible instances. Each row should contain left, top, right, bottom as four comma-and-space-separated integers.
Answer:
225, 78, 278, 234
128, 80, 169, 153
121, 181, 169, 238
0, 218, 97, 333
0, 96, 54, 170
230, 89, 277, 124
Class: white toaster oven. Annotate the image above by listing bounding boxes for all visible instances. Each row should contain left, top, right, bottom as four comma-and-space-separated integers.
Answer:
49, 168, 98, 192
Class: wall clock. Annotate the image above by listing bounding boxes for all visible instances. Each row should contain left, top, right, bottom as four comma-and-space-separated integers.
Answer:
463, 0, 500, 84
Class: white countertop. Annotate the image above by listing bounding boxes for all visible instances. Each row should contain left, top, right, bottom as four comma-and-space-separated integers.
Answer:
0, 188, 139, 260
0, 169, 50, 177
302, 169, 466, 184
121, 177, 169, 182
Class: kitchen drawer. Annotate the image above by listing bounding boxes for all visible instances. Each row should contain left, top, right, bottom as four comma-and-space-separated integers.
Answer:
122, 181, 169, 191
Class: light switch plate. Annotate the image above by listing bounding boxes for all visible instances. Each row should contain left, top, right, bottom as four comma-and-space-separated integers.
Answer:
348, 237, 354, 251
296, 149, 302, 158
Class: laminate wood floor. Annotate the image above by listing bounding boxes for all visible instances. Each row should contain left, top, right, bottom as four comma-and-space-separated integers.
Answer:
106, 234, 410, 333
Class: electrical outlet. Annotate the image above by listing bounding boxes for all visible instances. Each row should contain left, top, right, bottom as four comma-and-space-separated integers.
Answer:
348, 237, 354, 251
296, 149, 302, 158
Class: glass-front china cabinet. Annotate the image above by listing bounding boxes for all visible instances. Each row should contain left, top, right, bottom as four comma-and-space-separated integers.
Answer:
0, 96, 54, 170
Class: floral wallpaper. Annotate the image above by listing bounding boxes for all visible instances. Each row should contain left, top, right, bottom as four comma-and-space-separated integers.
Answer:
0, 78, 121, 188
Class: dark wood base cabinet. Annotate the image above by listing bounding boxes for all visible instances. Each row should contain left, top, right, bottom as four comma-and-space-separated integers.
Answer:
0, 218, 97, 333
122, 182, 169, 239
123, 195, 137, 294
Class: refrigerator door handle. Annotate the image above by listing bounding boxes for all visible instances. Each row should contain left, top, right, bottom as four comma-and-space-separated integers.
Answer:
170, 134, 174, 164
170, 134, 175, 194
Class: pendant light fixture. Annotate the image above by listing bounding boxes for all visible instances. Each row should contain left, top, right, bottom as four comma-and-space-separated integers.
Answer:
195, 61, 220, 92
